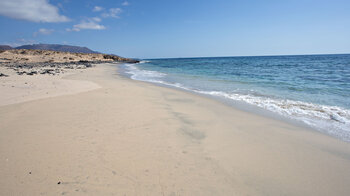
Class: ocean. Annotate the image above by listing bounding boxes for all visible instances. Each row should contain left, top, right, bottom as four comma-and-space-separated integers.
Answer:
120, 54, 350, 142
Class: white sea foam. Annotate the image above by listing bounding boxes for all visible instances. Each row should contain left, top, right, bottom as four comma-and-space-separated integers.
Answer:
138, 60, 151, 64
124, 64, 166, 82
195, 90, 350, 141
123, 64, 350, 142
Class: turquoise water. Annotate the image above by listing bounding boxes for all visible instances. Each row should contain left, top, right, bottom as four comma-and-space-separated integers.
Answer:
121, 54, 350, 142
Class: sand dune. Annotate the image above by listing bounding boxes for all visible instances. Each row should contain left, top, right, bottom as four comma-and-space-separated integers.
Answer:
0, 49, 138, 64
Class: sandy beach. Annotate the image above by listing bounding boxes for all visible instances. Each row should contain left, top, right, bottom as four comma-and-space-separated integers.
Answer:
1, 63, 349, 195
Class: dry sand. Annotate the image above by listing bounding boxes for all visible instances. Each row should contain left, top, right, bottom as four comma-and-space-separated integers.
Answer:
0, 63, 349, 195
0, 66, 100, 106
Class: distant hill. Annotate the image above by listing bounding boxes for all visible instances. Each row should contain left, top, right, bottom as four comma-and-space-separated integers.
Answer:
0, 43, 139, 63
0, 45, 13, 50
15, 44, 99, 54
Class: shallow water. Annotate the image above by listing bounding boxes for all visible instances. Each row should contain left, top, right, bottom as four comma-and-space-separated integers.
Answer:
120, 54, 350, 142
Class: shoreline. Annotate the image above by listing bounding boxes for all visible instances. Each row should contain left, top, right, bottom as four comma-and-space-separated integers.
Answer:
119, 63, 346, 143
1, 63, 349, 195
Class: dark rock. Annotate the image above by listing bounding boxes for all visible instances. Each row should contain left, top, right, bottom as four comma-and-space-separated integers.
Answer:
27, 71, 37, 75
0, 73, 9, 77
40, 69, 55, 75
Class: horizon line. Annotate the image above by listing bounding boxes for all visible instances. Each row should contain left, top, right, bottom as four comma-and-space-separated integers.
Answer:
145, 52, 350, 60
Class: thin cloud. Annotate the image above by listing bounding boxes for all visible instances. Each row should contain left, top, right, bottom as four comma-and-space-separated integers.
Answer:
91, 17, 101, 22
67, 17, 105, 32
102, 8, 122, 18
33, 28, 54, 36
0, 0, 69, 23
122, 1, 129, 6
93, 6, 104, 12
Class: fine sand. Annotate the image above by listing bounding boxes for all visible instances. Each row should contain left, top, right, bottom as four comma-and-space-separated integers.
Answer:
0, 66, 100, 106
0, 63, 349, 195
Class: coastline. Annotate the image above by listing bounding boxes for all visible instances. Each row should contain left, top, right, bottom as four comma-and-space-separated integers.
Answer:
119, 64, 317, 135
120, 58, 350, 143
0, 63, 349, 195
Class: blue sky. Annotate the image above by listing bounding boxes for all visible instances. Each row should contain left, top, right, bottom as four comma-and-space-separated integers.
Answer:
0, 0, 349, 58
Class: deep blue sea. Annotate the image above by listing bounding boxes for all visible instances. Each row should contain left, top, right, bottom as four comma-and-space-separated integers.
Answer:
120, 54, 350, 142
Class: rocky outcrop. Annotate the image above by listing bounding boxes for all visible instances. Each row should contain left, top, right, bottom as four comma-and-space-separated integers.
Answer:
3, 61, 97, 76
103, 54, 139, 63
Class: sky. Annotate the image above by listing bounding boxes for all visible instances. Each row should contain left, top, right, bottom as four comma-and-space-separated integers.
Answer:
0, 0, 349, 59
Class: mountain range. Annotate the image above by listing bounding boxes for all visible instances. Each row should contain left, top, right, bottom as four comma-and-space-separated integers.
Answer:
0, 44, 99, 54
